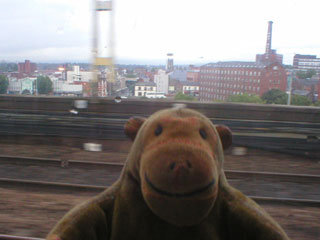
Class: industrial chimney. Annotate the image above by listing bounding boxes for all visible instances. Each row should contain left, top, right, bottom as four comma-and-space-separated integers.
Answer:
265, 21, 273, 60
166, 53, 174, 72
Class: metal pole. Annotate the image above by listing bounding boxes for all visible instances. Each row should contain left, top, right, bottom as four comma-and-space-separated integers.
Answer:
287, 72, 292, 105
92, 0, 98, 70
91, 0, 99, 97
109, 0, 115, 97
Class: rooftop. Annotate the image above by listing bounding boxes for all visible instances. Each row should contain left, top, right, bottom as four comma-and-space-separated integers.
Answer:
180, 81, 199, 86
135, 82, 156, 86
201, 61, 267, 69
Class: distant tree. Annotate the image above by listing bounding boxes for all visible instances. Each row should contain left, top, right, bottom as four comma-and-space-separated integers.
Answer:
0, 62, 18, 72
124, 74, 137, 78
125, 80, 136, 95
0, 75, 9, 94
21, 89, 31, 95
227, 93, 263, 104
296, 69, 316, 79
291, 95, 312, 106
314, 101, 320, 107
174, 92, 196, 101
36, 76, 52, 94
88, 81, 99, 97
261, 89, 287, 104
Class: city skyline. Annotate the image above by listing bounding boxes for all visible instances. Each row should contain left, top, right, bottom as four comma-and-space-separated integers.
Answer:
1, 0, 320, 65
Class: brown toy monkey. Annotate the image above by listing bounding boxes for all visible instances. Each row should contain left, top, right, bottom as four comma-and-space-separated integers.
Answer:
47, 108, 289, 240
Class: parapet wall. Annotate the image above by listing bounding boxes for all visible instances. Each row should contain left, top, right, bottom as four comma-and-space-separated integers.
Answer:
0, 95, 319, 123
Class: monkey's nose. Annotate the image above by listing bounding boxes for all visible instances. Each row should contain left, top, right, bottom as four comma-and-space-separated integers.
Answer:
169, 160, 192, 172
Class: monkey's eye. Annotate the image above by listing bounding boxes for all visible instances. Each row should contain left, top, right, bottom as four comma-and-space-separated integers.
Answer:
155, 125, 163, 136
199, 129, 207, 139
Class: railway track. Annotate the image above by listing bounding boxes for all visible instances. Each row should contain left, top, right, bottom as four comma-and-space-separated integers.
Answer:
1, 177, 319, 208
1, 154, 320, 203
0, 235, 43, 240
1, 155, 319, 184
1, 112, 319, 137
0, 112, 319, 157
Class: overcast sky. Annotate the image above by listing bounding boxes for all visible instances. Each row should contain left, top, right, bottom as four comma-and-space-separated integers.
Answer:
1, 0, 320, 65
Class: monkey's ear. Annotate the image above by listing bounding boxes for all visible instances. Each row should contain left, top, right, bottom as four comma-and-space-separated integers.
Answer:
124, 117, 146, 141
216, 125, 232, 150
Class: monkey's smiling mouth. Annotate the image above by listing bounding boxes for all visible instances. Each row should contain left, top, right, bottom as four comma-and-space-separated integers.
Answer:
145, 174, 215, 198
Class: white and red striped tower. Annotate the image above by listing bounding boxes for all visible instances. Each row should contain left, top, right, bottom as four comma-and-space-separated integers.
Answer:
92, 0, 114, 97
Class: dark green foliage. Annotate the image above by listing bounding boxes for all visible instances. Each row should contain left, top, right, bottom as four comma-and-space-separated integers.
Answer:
262, 89, 313, 106
0, 75, 9, 94
227, 93, 263, 104
89, 81, 99, 97
262, 89, 287, 104
37, 76, 52, 94
314, 101, 320, 107
21, 89, 31, 95
125, 80, 136, 95
124, 74, 137, 78
296, 69, 316, 79
291, 95, 312, 106
174, 92, 196, 101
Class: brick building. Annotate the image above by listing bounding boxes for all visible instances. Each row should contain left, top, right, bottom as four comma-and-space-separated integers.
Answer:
292, 75, 320, 101
318, 79, 320, 100
199, 61, 287, 101
199, 21, 287, 102
18, 60, 37, 76
187, 69, 200, 82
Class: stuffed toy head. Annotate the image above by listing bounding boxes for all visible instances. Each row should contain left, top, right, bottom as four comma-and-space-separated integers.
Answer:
124, 108, 232, 227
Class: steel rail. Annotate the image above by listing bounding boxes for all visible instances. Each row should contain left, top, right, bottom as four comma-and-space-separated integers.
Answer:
1, 178, 319, 207
0, 235, 43, 240
0, 155, 124, 169
1, 155, 319, 184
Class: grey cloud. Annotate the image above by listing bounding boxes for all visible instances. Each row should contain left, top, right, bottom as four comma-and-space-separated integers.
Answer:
0, 0, 90, 59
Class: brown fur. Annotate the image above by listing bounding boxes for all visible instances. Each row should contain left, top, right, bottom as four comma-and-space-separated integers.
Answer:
47, 108, 289, 240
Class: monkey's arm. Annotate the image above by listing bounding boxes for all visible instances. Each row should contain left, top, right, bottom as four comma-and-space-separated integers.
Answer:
221, 187, 290, 240
47, 190, 115, 240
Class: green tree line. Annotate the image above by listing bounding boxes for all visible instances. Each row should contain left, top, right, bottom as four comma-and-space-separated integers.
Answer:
226, 89, 317, 106
0, 75, 9, 94
0, 62, 18, 72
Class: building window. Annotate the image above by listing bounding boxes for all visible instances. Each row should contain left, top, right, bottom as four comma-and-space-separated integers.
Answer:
138, 92, 142, 96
